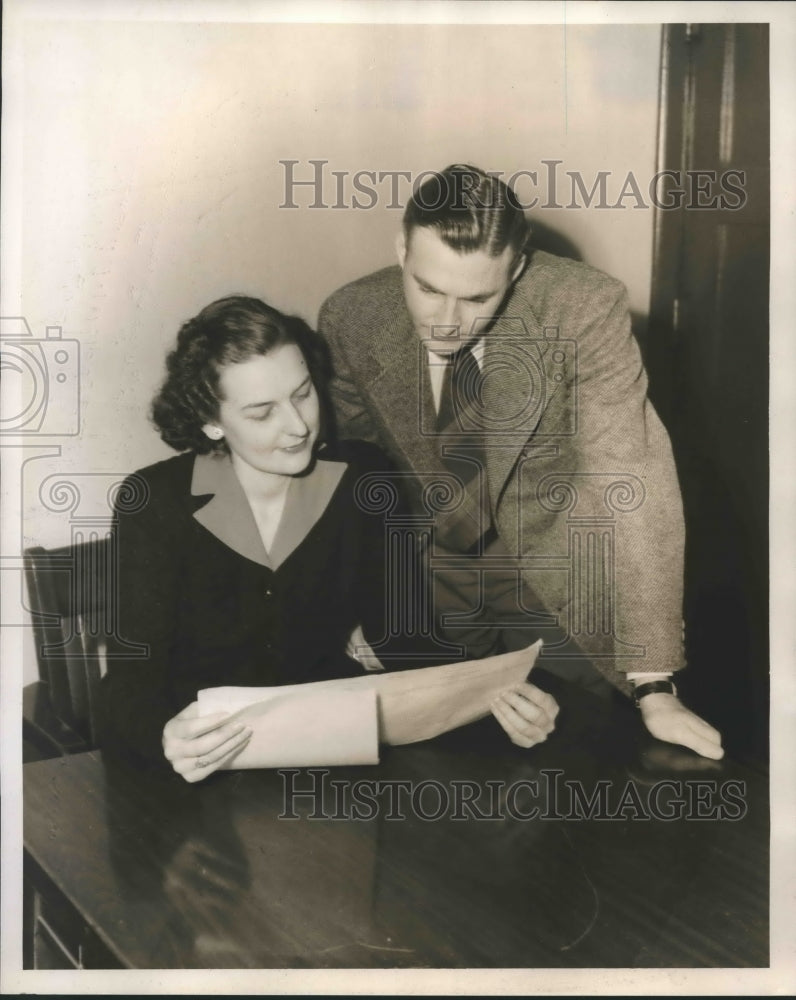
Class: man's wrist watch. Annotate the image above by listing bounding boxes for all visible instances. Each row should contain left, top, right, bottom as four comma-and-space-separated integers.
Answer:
633, 679, 677, 708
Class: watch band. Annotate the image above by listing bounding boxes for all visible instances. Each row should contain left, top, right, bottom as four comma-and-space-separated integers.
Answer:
633, 680, 677, 707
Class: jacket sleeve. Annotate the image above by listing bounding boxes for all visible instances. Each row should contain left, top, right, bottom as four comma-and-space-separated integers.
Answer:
514, 277, 686, 684
100, 470, 183, 765
579, 283, 684, 677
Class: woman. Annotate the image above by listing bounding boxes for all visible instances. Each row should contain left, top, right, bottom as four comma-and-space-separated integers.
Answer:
101, 295, 405, 780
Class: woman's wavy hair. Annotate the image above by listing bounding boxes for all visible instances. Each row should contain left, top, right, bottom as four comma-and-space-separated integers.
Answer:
151, 295, 332, 455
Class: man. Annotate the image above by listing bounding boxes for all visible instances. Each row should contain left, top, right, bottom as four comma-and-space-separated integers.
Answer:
319, 164, 723, 760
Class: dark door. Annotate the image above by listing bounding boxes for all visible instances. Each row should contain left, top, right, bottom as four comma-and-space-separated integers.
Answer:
646, 23, 769, 758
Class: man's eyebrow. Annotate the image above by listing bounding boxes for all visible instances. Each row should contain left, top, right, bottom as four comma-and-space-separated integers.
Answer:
413, 274, 441, 293
413, 273, 499, 301
241, 375, 311, 410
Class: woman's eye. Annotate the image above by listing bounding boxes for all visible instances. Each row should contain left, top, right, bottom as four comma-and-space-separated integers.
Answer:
293, 386, 312, 401
250, 408, 273, 422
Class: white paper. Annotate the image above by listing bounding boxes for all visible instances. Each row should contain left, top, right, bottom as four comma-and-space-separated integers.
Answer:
207, 686, 379, 769
368, 640, 542, 745
197, 641, 541, 767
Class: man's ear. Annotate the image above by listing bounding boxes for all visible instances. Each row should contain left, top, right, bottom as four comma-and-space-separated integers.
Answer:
395, 230, 407, 268
510, 252, 527, 284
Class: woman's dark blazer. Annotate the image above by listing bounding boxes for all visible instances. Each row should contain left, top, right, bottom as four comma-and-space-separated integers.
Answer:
100, 439, 397, 764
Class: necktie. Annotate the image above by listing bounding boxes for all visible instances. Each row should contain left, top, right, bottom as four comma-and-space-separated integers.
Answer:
436, 343, 482, 435
435, 344, 492, 551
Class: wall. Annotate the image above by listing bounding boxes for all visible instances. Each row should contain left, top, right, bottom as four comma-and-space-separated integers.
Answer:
5, 19, 661, 680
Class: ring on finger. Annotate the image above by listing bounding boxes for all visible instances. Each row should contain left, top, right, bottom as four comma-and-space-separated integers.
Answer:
195, 758, 209, 769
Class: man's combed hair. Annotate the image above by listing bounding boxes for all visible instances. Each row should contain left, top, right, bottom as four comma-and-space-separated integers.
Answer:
151, 295, 330, 455
403, 164, 529, 258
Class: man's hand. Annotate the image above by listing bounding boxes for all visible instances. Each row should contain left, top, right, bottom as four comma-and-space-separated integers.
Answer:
346, 623, 385, 671
162, 702, 252, 783
491, 683, 559, 748
639, 693, 724, 760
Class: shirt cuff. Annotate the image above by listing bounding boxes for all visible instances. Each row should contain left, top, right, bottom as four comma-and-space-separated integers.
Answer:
626, 672, 673, 683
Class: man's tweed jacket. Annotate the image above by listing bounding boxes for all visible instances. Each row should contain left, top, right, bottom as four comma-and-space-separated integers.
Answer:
318, 249, 685, 691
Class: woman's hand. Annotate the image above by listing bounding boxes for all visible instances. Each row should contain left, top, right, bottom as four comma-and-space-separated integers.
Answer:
162, 702, 252, 783
491, 683, 559, 748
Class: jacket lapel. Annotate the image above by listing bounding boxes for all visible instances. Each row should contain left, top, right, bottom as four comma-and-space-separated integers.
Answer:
480, 294, 552, 511
192, 453, 270, 566
365, 302, 442, 475
270, 459, 346, 568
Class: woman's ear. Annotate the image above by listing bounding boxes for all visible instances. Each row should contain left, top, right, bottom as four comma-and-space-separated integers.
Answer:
202, 424, 224, 441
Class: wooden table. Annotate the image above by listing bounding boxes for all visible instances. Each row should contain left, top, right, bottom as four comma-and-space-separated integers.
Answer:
23, 679, 768, 969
